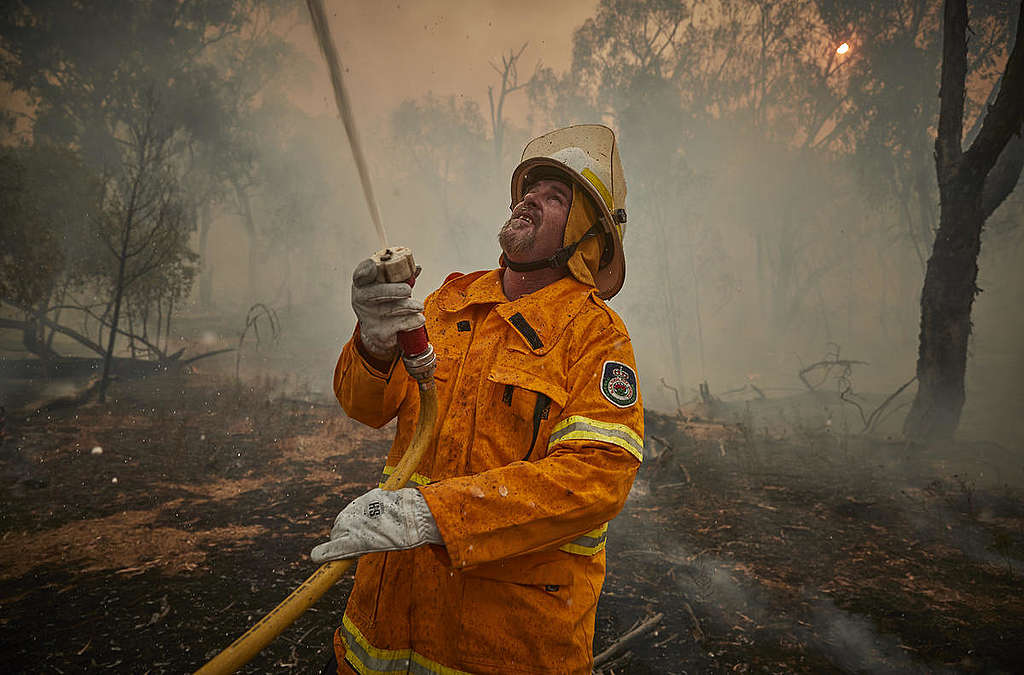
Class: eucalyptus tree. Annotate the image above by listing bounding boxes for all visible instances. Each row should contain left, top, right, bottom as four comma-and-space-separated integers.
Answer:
903, 0, 1024, 441
0, 0, 293, 399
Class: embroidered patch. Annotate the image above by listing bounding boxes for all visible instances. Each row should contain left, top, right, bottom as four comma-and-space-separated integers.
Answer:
600, 361, 638, 408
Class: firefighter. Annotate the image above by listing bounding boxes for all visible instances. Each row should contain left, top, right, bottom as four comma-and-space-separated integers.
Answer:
313, 125, 643, 674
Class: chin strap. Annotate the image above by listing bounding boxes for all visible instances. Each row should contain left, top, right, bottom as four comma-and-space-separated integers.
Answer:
503, 223, 605, 272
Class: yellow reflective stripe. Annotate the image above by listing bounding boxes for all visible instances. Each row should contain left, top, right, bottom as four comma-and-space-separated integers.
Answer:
559, 522, 608, 556
549, 415, 643, 461
379, 464, 432, 488
342, 614, 471, 675
581, 167, 613, 210
552, 415, 643, 448
342, 614, 411, 674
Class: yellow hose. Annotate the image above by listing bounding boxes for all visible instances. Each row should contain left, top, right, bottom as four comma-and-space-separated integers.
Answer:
195, 380, 438, 674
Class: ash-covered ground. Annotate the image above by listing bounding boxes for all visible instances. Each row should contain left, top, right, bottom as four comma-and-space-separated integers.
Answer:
0, 369, 1022, 673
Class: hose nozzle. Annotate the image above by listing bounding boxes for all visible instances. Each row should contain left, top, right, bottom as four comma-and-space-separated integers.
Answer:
371, 246, 436, 387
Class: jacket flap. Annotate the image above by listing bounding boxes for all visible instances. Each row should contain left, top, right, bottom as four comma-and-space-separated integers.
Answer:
460, 551, 573, 586
487, 364, 568, 409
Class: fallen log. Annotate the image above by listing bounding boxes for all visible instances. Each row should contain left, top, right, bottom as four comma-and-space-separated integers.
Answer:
0, 316, 104, 357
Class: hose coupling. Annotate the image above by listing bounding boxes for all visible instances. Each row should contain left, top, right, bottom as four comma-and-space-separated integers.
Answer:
402, 344, 436, 389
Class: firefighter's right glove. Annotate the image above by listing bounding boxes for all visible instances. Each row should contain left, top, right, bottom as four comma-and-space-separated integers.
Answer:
310, 487, 443, 563
351, 258, 425, 360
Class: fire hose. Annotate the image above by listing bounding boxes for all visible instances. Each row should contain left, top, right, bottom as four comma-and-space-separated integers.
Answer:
195, 2, 435, 672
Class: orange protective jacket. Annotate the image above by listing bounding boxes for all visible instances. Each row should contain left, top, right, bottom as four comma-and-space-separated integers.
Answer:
331, 269, 644, 674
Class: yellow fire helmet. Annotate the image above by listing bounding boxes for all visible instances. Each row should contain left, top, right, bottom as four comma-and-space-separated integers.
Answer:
508, 124, 628, 300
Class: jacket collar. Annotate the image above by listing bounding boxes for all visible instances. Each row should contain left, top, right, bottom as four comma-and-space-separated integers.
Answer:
435, 269, 596, 354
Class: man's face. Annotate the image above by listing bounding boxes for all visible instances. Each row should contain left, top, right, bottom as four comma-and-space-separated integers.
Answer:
499, 178, 572, 262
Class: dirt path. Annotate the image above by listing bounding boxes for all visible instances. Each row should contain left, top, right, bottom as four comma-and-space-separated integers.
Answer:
0, 372, 1021, 672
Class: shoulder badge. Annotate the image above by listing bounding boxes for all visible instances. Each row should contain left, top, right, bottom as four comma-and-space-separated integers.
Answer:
600, 360, 638, 408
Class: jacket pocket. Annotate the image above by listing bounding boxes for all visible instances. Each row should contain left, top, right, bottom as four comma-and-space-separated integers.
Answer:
458, 559, 580, 671
485, 365, 567, 463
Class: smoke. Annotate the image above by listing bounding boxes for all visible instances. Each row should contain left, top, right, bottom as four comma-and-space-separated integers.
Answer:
808, 597, 937, 674
189, 2, 1023, 445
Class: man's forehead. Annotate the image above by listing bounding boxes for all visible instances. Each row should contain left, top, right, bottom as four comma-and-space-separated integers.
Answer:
528, 177, 572, 197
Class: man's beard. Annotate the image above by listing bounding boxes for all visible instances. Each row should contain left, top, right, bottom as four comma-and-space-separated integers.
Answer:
498, 218, 536, 258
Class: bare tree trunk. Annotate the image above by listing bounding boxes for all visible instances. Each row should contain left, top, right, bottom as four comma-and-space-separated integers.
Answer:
904, 0, 1024, 441
904, 188, 985, 439
488, 43, 531, 167
165, 296, 174, 355
233, 180, 260, 301
198, 203, 213, 308
128, 311, 137, 359
45, 284, 66, 351
98, 245, 129, 403
155, 296, 163, 355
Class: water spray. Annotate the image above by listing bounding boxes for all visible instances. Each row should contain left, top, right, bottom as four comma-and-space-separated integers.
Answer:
194, 2, 436, 672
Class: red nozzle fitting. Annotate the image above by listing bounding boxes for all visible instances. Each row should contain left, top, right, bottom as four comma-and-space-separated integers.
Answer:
371, 246, 436, 384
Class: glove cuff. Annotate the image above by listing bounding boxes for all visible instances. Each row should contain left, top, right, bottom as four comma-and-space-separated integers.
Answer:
408, 488, 443, 545
354, 324, 398, 372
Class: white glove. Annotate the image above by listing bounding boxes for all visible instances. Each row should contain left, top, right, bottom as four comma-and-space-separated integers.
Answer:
351, 258, 425, 359
310, 487, 443, 563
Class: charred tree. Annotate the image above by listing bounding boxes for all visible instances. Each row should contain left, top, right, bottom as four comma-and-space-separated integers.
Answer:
487, 43, 533, 167
97, 96, 192, 403
904, 0, 1024, 441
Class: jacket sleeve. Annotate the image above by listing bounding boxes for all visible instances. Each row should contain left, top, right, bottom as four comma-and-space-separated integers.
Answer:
420, 317, 643, 569
334, 325, 411, 429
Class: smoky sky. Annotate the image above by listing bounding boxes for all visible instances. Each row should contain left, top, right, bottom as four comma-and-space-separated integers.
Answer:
5, 0, 1020, 448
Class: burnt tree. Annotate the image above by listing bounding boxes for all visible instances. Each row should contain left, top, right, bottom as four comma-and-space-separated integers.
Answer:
904, 0, 1024, 441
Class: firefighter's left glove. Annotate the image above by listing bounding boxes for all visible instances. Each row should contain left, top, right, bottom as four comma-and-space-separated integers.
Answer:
310, 487, 443, 563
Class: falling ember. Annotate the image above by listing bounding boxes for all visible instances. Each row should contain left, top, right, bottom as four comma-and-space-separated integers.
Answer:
836, 42, 851, 55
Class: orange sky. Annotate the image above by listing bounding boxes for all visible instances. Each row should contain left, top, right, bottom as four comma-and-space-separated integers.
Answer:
290, 0, 597, 129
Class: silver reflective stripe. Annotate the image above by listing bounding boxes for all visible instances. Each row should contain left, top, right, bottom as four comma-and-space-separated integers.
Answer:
343, 632, 411, 673
548, 417, 643, 461
571, 529, 607, 550
560, 523, 609, 556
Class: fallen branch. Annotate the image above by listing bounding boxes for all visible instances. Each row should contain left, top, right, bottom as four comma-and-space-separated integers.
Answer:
863, 376, 917, 432
2, 303, 183, 363
0, 316, 105, 357
17, 374, 103, 415
648, 434, 673, 459
648, 435, 693, 485
183, 347, 236, 365
798, 358, 868, 392
593, 612, 663, 668
236, 303, 280, 386
659, 378, 685, 419
682, 602, 705, 642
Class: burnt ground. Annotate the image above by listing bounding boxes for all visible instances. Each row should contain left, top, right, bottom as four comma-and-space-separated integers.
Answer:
0, 370, 1022, 674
